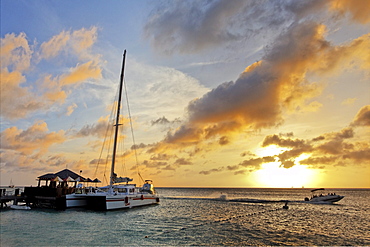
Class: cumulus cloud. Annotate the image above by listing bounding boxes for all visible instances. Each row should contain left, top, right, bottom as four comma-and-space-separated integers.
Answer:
144, 0, 370, 55
138, 1, 370, 178
144, 1, 249, 54
0, 121, 65, 156
151, 116, 181, 126
255, 107, 370, 170
1, 68, 45, 119
0, 27, 102, 120
154, 22, 369, 152
329, 0, 370, 24
40, 30, 70, 59
75, 116, 112, 138
59, 60, 102, 86
66, 103, 78, 116
39, 26, 98, 60
351, 105, 370, 127
1, 32, 33, 72
199, 167, 224, 175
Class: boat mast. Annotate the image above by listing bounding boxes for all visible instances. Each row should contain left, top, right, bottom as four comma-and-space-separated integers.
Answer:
110, 50, 126, 189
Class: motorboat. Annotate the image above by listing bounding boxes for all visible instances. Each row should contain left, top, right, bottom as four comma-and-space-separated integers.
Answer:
304, 188, 344, 203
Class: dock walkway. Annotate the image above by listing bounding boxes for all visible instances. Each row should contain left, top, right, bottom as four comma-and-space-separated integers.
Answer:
0, 189, 26, 208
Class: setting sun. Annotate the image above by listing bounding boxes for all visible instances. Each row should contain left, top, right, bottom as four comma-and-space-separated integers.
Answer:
254, 162, 318, 188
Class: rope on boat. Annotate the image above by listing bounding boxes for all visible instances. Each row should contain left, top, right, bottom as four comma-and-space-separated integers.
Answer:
123, 76, 145, 184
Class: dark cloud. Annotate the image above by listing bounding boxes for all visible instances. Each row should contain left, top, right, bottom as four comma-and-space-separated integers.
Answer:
141, 160, 167, 169
150, 153, 173, 161
239, 156, 275, 171
351, 105, 370, 127
218, 136, 229, 145
258, 109, 370, 170
262, 134, 306, 148
144, 0, 369, 55
132, 143, 151, 150
174, 158, 192, 166
199, 167, 224, 175
144, 1, 250, 54
151, 116, 170, 125
74, 117, 110, 138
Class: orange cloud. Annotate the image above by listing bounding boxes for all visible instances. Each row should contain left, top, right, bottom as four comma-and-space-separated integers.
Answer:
39, 26, 98, 60
1, 121, 65, 156
329, 0, 370, 24
155, 22, 369, 151
0, 68, 44, 119
40, 31, 70, 59
351, 105, 370, 127
60, 60, 102, 86
1, 32, 32, 72
1, 27, 102, 120
71, 27, 98, 52
255, 109, 370, 171
66, 103, 78, 116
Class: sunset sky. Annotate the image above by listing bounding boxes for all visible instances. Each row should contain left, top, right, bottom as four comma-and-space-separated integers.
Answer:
1, 0, 369, 188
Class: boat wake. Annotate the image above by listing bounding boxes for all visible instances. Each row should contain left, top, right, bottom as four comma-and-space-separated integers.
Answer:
162, 194, 291, 204
162, 195, 341, 205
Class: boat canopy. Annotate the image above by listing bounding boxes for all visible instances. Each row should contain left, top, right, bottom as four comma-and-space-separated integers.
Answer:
113, 177, 133, 183
311, 188, 325, 192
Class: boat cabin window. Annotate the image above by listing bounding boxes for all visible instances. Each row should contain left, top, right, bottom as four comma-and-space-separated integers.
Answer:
113, 188, 127, 193
129, 188, 135, 194
75, 188, 83, 194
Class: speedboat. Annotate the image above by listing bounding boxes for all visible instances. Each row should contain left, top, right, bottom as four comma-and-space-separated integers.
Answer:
304, 188, 344, 203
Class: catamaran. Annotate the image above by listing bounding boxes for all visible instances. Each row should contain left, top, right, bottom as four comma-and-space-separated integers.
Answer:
67, 50, 159, 210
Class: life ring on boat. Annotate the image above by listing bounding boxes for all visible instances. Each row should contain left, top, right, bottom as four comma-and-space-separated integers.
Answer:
141, 195, 144, 200
125, 196, 129, 204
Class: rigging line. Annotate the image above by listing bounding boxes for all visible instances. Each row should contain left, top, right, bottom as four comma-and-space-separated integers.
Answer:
93, 84, 120, 180
123, 77, 145, 184
118, 114, 128, 177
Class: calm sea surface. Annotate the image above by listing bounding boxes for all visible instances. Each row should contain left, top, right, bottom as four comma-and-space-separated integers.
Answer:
1, 188, 369, 246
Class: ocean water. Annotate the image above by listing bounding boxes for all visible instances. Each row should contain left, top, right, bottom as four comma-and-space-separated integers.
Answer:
1, 188, 369, 246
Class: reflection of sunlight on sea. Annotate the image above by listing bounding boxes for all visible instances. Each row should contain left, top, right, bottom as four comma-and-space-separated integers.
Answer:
1, 188, 369, 246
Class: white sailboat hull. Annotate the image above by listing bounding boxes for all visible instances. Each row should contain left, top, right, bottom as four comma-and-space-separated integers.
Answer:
86, 193, 159, 210
65, 194, 87, 208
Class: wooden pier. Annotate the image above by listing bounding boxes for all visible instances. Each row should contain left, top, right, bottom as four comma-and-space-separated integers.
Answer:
0, 189, 26, 209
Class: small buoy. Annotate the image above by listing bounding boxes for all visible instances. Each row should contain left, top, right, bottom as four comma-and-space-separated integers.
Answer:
282, 202, 289, 210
